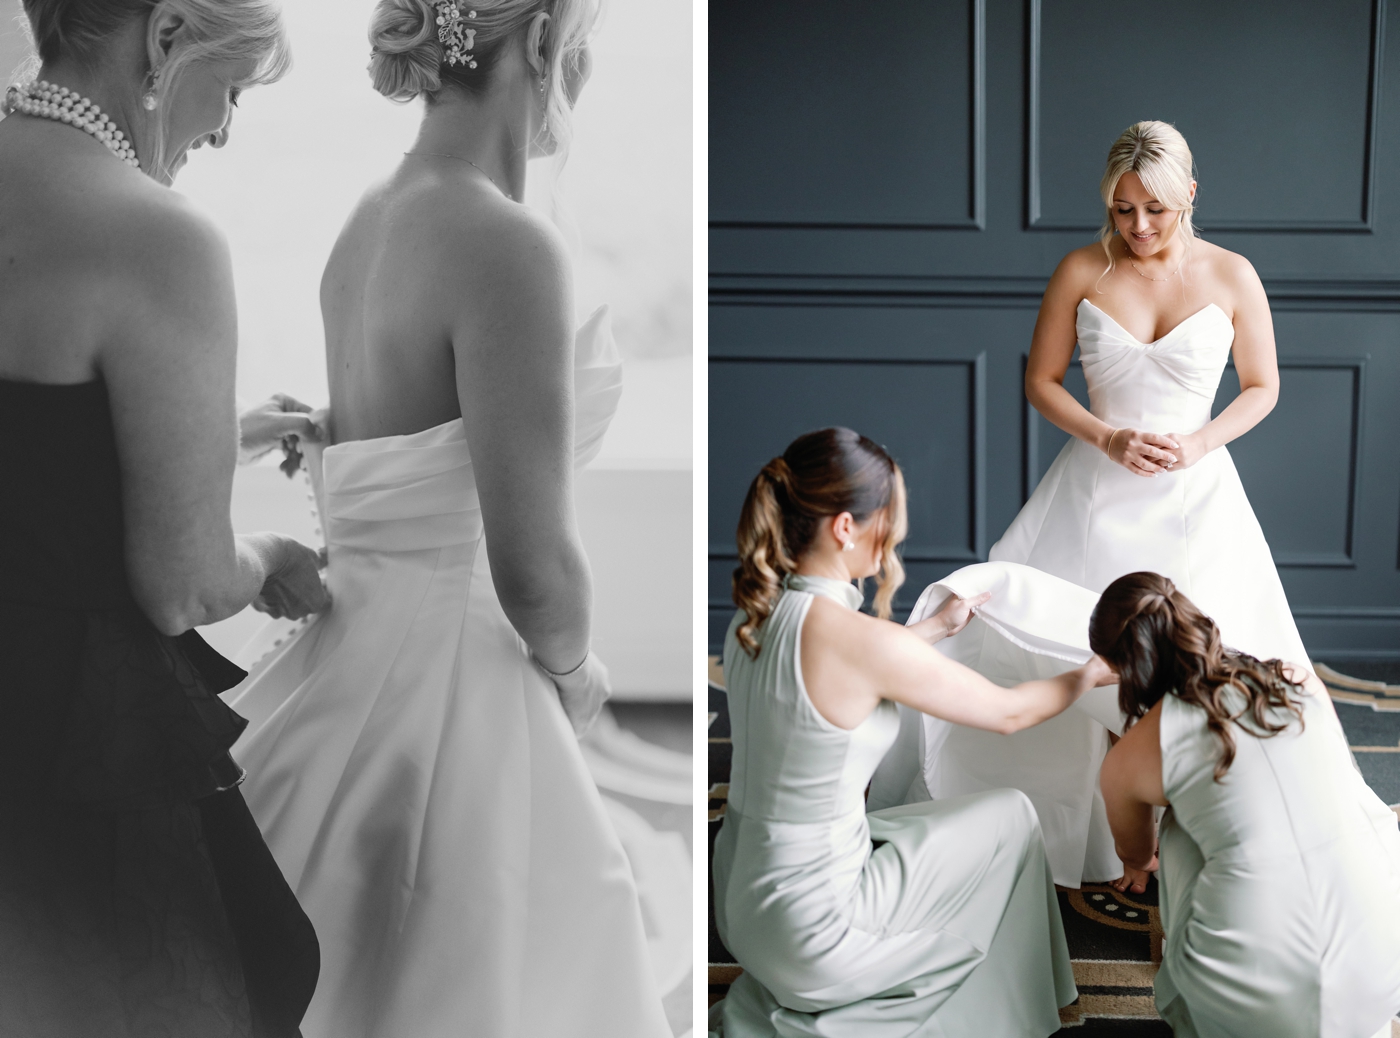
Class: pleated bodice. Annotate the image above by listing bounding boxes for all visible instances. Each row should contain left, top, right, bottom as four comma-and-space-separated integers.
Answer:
304, 304, 622, 556
1077, 299, 1234, 434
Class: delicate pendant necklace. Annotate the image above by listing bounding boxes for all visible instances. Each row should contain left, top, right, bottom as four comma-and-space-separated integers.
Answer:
404, 151, 515, 202
1127, 244, 1185, 282
3, 80, 140, 167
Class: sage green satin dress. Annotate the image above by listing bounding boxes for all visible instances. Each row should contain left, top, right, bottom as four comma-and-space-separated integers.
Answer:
709, 575, 1076, 1038
1155, 686, 1400, 1038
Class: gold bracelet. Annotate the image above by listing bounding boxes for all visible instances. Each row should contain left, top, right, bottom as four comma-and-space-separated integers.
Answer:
535, 649, 590, 679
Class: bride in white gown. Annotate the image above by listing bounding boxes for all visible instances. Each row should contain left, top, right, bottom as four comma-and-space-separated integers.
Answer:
224, 2, 670, 1035
885, 121, 1310, 888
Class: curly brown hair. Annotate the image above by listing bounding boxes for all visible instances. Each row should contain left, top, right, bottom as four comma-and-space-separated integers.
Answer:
731, 428, 906, 659
1088, 571, 1304, 780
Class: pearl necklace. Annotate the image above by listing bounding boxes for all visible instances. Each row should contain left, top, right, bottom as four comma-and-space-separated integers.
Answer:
3, 80, 140, 167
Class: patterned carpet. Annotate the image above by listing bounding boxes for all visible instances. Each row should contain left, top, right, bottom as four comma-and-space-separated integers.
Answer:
706, 658, 1400, 1034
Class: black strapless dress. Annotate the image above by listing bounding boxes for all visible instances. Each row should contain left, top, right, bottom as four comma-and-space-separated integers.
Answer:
0, 379, 318, 1037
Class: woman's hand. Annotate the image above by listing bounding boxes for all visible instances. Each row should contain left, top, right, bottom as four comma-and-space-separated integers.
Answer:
545, 651, 612, 736
1105, 428, 1179, 477
239, 394, 323, 476
1162, 429, 1209, 471
251, 535, 330, 619
1081, 654, 1119, 687
1110, 852, 1158, 895
910, 591, 991, 645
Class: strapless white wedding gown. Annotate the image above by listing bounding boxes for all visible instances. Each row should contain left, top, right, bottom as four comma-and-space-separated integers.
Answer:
225, 307, 672, 1038
877, 300, 1310, 886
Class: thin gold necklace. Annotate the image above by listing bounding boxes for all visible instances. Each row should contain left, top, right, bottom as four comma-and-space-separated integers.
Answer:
1127, 244, 1184, 282
404, 151, 515, 202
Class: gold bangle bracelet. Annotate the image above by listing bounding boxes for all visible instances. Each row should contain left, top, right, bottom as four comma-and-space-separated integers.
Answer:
535, 649, 590, 679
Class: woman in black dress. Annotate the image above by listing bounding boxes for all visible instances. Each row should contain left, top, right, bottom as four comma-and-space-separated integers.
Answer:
0, 1, 324, 1034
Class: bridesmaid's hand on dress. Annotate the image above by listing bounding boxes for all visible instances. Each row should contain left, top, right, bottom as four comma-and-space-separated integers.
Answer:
1110, 853, 1158, 895
1105, 427, 1178, 478
239, 394, 324, 477
252, 536, 330, 619
910, 591, 992, 645
547, 651, 612, 737
1082, 654, 1119, 687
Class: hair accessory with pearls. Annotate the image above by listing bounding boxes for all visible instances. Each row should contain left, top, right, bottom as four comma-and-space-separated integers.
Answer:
436, 1, 480, 68
3, 81, 140, 167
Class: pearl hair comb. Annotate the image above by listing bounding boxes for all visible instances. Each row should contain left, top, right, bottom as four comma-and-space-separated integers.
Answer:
435, 1, 480, 68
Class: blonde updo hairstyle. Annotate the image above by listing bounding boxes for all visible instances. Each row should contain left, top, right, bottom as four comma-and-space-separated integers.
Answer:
732, 427, 908, 659
1098, 120, 1198, 277
20, 0, 292, 180
368, 0, 600, 161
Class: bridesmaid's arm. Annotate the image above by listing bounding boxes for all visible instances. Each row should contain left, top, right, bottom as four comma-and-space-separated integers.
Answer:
1167, 254, 1279, 469
1027, 249, 1178, 477
1100, 700, 1169, 893
802, 599, 1114, 732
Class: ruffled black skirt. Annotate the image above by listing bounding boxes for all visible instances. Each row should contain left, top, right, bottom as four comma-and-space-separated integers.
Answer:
0, 601, 319, 1037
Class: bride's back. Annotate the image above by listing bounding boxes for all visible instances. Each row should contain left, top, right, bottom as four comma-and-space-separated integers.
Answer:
321, 162, 560, 446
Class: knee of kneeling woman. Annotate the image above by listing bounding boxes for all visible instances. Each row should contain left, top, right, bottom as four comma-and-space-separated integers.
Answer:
985, 788, 1043, 859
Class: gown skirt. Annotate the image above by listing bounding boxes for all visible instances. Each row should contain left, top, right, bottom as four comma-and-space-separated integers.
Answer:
884, 300, 1311, 885
225, 308, 672, 1038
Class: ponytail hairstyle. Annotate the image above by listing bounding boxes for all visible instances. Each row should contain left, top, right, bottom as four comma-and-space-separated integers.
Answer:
1088, 572, 1304, 780
20, 0, 292, 180
1097, 120, 1198, 285
732, 427, 907, 659
368, 0, 600, 163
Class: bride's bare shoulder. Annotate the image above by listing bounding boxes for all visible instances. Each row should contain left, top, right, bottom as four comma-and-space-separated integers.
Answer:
390, 174, 569, 301
1038, 242, 1111, 309
1190, 238, 1259, 283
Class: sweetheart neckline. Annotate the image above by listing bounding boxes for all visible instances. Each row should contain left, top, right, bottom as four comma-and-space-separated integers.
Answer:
1078, 299, 1227, 346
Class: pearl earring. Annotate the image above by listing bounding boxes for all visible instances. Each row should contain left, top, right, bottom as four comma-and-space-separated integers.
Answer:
141, 67, 163, 111
841, 540, 855, 552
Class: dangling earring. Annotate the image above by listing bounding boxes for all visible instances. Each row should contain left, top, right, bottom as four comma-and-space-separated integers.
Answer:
538, 75, 548, 135
141, 66, 163, 111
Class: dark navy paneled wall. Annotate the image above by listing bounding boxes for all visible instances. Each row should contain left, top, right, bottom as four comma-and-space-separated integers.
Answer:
710, 0, 1400, 658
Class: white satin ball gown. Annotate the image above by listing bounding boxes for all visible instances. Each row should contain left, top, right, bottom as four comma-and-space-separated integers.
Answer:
224, 307, 672, 1038
869, 561, 1125, 888
888, 299, 1311, 885
709, 574, 1076, 1038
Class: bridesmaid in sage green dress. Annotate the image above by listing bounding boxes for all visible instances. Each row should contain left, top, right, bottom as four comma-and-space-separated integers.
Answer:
1095, 572, 1400, 1038
710, 427, 1114, 1038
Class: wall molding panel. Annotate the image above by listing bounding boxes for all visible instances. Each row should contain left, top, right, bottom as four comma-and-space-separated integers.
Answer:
707, 351, 989, 562
1025, 0, 1388, 234
709, 0, 988, 231
710, 0, 1400, 654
